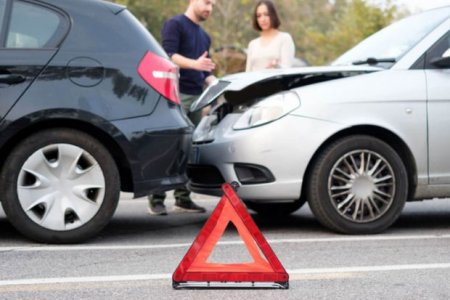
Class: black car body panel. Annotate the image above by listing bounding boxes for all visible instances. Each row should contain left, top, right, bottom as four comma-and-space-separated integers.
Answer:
0, 0, 193, 243
0, 0, 193, 242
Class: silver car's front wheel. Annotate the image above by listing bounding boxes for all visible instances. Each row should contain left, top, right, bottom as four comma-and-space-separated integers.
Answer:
0, 128, 120, 243
308, 135, 408, 234
328, 150, 395, 223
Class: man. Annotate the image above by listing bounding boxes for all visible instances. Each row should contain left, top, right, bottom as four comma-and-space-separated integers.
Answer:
148, 0, 217, 215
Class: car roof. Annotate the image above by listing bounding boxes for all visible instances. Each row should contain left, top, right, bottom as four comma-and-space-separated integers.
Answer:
33, 0, 125, 14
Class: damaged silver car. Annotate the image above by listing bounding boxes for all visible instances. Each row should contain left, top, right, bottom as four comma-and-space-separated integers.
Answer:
188, 7, 450, 234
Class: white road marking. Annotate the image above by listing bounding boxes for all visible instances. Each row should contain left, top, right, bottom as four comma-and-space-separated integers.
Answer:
1, 234, 449, 287
1, 263, 450, 287
288, 263, 450, 274
1, 234, 449, 252
0, 274, 170, 287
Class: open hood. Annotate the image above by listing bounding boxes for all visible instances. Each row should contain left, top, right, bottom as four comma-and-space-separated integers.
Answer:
190, 65, 382, 111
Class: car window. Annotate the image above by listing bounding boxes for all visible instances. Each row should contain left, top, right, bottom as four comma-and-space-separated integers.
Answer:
6, 0, 65, 48
332, 7, 450, 67
0, 0, 6, 30
0, 0, 7, 47
425, 31, 450, 69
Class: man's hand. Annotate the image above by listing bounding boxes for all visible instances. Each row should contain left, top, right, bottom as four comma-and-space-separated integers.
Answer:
266, 59, 279, 69
192, 51, 215, 72
171, 52, 216, 72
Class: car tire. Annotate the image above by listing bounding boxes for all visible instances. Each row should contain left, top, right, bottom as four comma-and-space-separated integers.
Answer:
245, 199, 305, 217
0, 128, 120, 243
307, 135, 408, 234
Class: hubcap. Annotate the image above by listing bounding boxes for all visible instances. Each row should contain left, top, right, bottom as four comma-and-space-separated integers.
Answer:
17, 144, 105, 231
328, 150, 395, 223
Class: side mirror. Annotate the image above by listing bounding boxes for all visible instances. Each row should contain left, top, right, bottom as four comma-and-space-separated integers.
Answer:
430, 56, 450, 68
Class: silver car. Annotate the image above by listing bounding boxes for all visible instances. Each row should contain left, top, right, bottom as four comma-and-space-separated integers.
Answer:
188, 7, 450, 234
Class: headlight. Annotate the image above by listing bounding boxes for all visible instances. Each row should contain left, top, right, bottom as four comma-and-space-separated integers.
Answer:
233, 91, 300, 130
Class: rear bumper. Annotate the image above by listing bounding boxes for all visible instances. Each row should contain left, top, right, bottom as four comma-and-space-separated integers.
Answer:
129, 128, 193, 197
112, 105, 194, 197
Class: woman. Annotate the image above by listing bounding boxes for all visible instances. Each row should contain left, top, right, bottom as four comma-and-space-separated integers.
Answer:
245, 0, 295, 72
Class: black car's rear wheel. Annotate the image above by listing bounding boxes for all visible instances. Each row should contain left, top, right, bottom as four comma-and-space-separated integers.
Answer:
307, 135, 408, 234
0, 128, 120, 243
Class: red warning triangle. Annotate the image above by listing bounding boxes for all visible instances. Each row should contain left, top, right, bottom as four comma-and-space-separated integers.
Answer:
172, 183, 289, 289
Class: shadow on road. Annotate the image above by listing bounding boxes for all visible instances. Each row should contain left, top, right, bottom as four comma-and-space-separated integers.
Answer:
0, 199, 449, 244
87, 200, 450, 242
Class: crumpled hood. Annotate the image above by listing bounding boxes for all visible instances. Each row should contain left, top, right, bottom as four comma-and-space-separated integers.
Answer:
190, 65, 383, 111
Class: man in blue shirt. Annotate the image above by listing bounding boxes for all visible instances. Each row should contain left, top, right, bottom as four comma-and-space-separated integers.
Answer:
148, 0, 217, 215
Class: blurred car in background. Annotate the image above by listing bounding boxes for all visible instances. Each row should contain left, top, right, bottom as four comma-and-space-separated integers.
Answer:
188, 6, 450, 234
0, 0, 192, 243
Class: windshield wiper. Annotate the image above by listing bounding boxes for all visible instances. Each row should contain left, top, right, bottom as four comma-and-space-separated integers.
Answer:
352, 57, 396, 66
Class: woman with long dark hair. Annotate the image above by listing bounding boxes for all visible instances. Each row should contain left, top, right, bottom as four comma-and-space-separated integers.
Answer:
245, 0, 295, 71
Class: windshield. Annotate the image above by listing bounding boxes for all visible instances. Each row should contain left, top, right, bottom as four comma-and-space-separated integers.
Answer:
332, 7, 450, 67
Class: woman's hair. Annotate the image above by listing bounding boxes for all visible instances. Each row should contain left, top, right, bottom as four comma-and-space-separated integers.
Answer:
252, 0, 281, 31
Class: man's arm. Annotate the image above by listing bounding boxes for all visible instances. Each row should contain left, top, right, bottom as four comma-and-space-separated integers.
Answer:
171, 51, 215, 72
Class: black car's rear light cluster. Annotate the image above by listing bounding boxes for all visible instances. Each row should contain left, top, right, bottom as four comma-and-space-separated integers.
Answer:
138, 51, 180, 104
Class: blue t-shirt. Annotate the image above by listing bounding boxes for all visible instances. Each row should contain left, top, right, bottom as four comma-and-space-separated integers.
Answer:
161, 14, 212, 95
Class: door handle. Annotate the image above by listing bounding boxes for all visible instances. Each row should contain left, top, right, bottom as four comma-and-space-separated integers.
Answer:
0, 74, 26, 85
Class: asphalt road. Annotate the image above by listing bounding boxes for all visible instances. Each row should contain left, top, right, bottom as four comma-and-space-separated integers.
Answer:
0, 193, 449, 299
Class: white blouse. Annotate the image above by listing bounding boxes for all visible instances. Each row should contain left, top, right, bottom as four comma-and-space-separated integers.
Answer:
245, 31, 295, 72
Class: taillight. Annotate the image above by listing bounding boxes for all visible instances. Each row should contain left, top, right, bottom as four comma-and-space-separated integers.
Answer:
138, 51, 180, 104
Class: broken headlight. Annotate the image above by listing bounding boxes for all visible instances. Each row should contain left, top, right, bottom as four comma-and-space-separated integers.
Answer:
233, 92, 300, 130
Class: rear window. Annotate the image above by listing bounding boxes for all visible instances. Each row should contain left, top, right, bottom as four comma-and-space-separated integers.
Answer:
6, 0, 67, 48
120, 9, 168, 58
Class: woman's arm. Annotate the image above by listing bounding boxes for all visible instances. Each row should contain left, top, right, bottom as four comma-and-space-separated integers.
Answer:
279, 33, 295, 68
245, 41, 254, 72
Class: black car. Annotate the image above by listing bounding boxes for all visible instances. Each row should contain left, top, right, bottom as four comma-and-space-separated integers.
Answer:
0, 0, 193, 243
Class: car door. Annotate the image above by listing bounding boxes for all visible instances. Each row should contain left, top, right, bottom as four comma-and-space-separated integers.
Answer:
0, 0, 68, 120
426, 30, 450, 184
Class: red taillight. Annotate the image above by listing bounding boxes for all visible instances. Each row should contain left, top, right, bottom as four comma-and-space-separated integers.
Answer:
137, 51, 180, 105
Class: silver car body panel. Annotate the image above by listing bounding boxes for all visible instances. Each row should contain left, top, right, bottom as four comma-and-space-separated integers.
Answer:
290, 70, 428, 182
189, 8, 450, 202
427, 69, 450, 184
191, 70, 428, 200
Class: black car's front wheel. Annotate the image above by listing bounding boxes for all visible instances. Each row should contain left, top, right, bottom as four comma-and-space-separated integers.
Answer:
307, 135, 408, 234
0, 128, 120, 243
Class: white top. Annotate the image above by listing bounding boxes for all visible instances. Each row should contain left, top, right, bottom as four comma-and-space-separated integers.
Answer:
245, 31, 295, 72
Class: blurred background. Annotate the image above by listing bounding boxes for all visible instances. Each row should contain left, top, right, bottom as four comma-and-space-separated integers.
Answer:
112, 0, 450, 76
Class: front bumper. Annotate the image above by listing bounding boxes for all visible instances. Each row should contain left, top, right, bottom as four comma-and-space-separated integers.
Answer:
188, 113, 341, 201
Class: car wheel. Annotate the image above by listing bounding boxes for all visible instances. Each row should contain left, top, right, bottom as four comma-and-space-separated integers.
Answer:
245, 199, 305, 217
307, 135, 408, 234
0, 128, 120, 243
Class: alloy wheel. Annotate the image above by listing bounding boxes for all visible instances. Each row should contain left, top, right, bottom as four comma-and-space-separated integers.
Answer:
328, 150, 395, 223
